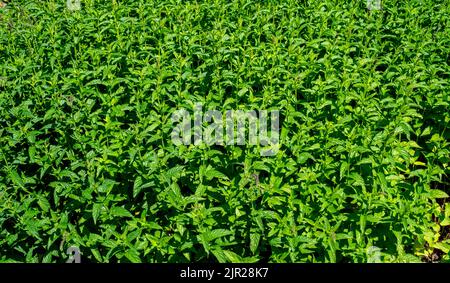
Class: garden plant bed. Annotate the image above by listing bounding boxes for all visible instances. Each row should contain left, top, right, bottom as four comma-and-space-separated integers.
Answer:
0, 0, 449, 263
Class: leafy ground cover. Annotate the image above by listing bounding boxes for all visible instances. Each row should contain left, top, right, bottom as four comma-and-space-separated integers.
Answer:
0, 0, 449, 263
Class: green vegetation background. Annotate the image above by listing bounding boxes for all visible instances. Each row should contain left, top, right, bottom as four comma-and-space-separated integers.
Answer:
0, 0, 449, 262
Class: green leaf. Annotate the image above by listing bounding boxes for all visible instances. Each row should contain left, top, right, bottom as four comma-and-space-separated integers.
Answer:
92, 203, 102, 224
349, 172, 365, 189
91, 249, 102, 262
165, 165, 185, 180
433, 242, 450, 254
98, 179, 118, 194
133, 176, 143, 198
223, 250, 242, 263
339, 161, 348, 180
124, 248, 141, 263
133, 176, 154, 198
110, 206, 133, 218
297, 152, 314, 164
427, 190, 449, 199
205, 166, 229, 181
9, 169, 25, 188
251, 161, 270, 172
37, 196, 50, 212
250, 233, 260, 254
211, 248, 228, 263
203, 229, 232, 242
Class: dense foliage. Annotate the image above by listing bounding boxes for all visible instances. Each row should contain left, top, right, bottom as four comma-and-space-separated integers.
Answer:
0, 0, 449, 263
